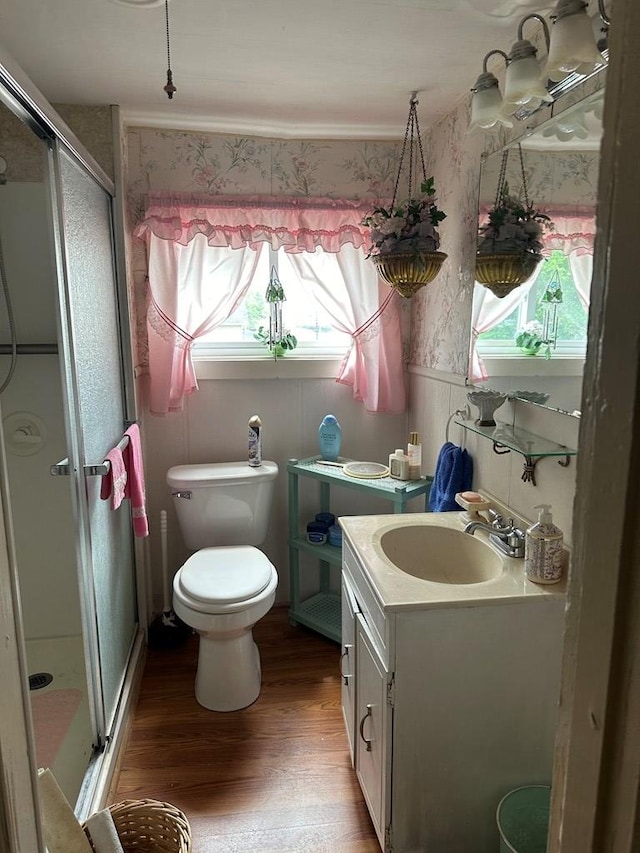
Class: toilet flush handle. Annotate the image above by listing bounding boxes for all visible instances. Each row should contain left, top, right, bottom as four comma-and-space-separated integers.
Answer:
172, 490, 192, 499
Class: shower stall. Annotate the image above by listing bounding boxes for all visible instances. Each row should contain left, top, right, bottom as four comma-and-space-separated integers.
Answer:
0, 52, 143, 836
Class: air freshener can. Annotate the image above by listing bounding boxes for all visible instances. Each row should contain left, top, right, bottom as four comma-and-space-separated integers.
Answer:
248, 415, 262, 467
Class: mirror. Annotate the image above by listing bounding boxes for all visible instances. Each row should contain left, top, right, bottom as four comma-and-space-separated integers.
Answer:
470, 88, 604, 416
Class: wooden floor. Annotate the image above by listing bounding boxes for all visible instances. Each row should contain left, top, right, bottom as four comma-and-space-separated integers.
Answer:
113, 606, 380, 852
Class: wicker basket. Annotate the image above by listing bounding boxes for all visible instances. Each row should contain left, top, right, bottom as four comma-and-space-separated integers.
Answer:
372, 250, 448, 298
85, 799, 191, 853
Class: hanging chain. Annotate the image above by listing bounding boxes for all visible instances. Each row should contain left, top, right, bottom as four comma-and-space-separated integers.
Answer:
517, 143, 530, 209
495, 149, 509, 209
390, 95, 428, 211
494, 145, 530, 208
163, 0, 176, 99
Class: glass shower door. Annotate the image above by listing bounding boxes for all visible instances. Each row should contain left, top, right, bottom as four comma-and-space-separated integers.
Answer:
50, 142, 137, 743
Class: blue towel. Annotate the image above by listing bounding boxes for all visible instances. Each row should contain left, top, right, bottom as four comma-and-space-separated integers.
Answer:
428, 442, 474, 512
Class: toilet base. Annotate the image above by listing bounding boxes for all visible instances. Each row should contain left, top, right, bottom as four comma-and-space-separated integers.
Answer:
195, 628, 262, 712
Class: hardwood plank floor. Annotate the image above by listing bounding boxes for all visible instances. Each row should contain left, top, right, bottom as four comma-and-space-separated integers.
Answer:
113, 606, 380, 852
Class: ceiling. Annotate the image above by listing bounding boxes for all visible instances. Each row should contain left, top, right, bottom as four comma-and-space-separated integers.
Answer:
0, 0, 557, 139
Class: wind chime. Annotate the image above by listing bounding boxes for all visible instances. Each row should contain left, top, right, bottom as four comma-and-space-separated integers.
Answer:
265, 265, 286, 356
540, 268, 563, 350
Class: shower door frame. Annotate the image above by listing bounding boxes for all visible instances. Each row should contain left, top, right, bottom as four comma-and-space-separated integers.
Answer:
0, 47, 145, 848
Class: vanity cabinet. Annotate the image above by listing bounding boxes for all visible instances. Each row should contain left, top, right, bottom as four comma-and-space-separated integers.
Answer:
342, 529, 565, 853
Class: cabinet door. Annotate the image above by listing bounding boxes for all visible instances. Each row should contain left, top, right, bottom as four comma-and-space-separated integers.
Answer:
341, 575, 358, 764
355, 613, 391, 848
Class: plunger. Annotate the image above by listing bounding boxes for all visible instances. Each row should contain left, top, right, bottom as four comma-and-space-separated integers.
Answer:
147, 509, 190, 649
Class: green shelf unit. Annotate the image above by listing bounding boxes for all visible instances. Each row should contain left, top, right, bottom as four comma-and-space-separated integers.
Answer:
287, 456, 433, 643
292, 591, 342, 644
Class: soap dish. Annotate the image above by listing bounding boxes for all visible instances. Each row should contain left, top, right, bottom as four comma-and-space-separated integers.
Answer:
454, 492, 492, 520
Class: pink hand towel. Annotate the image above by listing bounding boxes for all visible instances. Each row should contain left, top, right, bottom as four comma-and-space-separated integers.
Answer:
123, 423, 149, 537
100, 447, 127, 510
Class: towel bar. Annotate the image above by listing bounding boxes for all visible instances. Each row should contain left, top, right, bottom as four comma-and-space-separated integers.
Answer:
445, 406, 470, 443
50, 422, 137, 477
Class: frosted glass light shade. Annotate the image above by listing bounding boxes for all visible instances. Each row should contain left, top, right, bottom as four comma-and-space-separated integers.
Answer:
542, 110, 589, 141
544, 9, 605, 81
502, 55, 554, 112
469, 85, 513, 131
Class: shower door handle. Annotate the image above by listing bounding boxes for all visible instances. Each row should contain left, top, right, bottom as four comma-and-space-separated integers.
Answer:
50, 457, 70, 476
50, 457, 110, 477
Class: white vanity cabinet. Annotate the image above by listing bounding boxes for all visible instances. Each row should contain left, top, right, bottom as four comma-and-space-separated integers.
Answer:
341, 526, 565, 853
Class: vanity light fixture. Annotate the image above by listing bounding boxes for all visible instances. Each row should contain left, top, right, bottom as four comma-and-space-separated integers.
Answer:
501, 15, 554, 116
544, 0, 606, 82
469, 50, 513, 132
468, 1, 609, 132
541, 108, 589, 141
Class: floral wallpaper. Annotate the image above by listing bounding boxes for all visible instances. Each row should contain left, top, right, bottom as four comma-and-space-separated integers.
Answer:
480, 147, 599, 210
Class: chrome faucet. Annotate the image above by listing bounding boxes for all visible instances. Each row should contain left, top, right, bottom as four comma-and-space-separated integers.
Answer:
464, 511, 526, 559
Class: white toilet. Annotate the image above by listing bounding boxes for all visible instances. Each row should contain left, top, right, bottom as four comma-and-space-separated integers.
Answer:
167, 460, 279, 712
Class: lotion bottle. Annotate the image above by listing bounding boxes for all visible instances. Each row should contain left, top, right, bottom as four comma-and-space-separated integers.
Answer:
407, 431, 422, 480
318, 414, 342, 462
524, 504, 564, 584
389, 449, 410, 480
248, 415, 262, 467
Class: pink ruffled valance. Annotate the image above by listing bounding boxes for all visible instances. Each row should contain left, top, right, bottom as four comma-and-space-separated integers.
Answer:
541, 211, 596, 257
133, 192, 378, 254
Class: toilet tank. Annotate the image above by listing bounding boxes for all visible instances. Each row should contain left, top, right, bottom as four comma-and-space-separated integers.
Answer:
167, 461, 278, 550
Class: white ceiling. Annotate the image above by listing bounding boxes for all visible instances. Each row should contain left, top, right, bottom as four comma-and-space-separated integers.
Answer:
0, 0, 556, 139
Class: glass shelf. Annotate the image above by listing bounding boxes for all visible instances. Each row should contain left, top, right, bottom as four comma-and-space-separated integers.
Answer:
455, 419, 576, 485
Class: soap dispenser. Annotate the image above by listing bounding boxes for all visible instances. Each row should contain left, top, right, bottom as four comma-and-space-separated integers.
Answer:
524, 504, 564, 584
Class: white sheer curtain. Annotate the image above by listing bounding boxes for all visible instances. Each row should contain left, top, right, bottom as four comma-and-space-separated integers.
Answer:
568, 253, 593, 309
285, 245, 405, 413
146, 234, 263, 414
470, 265, 545, 382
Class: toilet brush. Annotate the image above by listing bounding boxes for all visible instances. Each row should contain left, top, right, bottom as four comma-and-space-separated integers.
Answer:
147, 509, 191, 649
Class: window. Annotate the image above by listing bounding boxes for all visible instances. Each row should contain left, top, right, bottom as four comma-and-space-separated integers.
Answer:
195, 246, 352, 358
477, 250, 588, 357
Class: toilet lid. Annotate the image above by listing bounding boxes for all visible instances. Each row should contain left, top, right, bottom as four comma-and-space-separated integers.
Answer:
178, 547, 274, 605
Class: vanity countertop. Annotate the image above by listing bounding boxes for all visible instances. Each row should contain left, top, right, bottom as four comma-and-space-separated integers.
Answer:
340, 511, 567, 611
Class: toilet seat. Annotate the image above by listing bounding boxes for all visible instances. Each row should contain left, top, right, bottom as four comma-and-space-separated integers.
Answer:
177, 546, 274, 609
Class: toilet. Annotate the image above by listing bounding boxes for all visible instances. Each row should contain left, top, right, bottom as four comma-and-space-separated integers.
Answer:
167, 460, 279, 712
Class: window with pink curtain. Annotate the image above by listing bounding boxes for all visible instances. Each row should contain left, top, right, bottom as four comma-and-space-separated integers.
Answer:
134, 193, 405, 415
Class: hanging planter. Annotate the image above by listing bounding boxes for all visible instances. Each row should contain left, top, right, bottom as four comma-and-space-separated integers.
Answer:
363, 94, 448, 298
476, 144, 551, 298
373, 250, 448, 298
475, 251, 542, 298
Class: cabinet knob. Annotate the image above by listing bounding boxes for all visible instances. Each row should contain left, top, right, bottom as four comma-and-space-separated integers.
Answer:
359, 703, 373, 752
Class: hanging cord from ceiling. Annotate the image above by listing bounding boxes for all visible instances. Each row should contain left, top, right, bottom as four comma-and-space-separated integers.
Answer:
163, 0, 176, 99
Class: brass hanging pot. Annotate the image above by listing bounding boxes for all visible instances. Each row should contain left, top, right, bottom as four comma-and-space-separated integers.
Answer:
475, 252, 542, 298
373, 251, 448, 298
367, 94, 447, 298
476, 145, 543, 298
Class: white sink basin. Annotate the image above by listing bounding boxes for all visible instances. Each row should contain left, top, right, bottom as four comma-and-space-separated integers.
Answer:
379, 524, 503, 584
